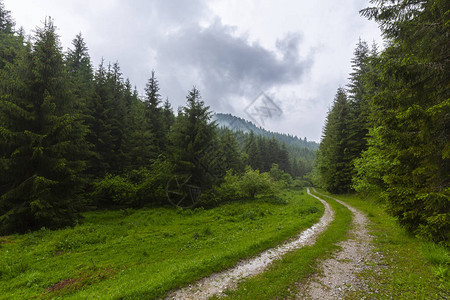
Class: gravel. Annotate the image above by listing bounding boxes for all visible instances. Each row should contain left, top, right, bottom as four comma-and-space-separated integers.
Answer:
165, 188, 335, 300
295, 190, 376, 299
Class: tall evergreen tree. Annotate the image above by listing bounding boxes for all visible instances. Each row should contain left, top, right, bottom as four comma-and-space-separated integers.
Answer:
0, 18, 89, 233
87, 60, 114, 176
359, 0, 449, 244
170, 87, 216, 187
346, 39, 371, 163
244, 131, 260, 170
144, 70, 166, 153
315, 88, 353, 193
65, 33, 93, 115
162, 97, 175, 129
0, 0, 18, 70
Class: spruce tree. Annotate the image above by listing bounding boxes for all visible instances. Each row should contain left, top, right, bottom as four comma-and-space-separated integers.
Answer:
0, 18, 89, 233
360, 0, 449, 244
65, 33, 93, 115
144, 70, 166, 153
316, 88, 353, 193
170, 87, 216, 187
87, 60, 114, 176
346, 40, 371, 164
244, 131, 260, 170
0, 0, 18, 70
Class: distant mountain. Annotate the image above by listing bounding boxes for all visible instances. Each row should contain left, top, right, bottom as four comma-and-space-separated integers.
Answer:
212, 113, 319, 150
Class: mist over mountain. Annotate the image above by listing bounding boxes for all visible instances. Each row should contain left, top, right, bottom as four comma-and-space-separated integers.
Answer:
213, 113, 319, 150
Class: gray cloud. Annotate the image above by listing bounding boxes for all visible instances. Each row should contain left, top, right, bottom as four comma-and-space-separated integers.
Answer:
156, 20, 312, 112
3, 0, 382, 141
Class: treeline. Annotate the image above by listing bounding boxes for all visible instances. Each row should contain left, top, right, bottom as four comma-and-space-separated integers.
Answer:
214, 113, 319, 150
229, 130, 314, 178
314, 0, 449, 245
0, 3, 308, 234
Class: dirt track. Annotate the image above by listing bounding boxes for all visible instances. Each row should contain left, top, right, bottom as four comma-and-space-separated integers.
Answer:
166, 188, 335, 300
295, 189, 374, 299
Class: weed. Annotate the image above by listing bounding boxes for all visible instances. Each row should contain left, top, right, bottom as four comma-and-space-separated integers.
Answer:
421, 242, 449, 266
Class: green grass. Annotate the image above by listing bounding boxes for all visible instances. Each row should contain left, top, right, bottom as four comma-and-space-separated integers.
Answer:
219, 188, 353, 299
319, 192, 450, 299
0, 189, 323, 299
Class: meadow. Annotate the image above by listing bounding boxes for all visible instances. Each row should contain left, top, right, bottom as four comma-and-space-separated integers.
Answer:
0, 189, 322, 299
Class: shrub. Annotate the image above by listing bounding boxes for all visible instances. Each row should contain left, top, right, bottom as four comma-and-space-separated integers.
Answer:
91, 174, 137, 207
269, 163, 293, 188
91, 157, 175, 208
240, 167, 277, 199
135, 157, 175, 206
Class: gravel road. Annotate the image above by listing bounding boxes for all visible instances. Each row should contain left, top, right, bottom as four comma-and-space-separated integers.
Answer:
295, 189, 375, 299
166, 188, 335, 300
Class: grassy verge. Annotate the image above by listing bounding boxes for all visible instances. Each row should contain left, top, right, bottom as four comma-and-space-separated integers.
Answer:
0, 189, 322, 299
318, 191, 449, 299
219, 188, 353, 299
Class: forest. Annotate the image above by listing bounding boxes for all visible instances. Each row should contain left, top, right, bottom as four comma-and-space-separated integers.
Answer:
314, 0, 449, 245
0, 1, 314, 235
0, 0, 448, 298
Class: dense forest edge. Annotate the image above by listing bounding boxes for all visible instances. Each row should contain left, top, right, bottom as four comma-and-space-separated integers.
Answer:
0, 1, 315, 236
0, 0, 448, 245
0, 0, 448, 298
312, 0, 449, 246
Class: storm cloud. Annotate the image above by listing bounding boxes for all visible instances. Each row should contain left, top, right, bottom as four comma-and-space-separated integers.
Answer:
3, 0, 382, 141
157, 21, 311, 111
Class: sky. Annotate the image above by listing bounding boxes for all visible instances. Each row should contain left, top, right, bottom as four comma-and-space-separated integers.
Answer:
3, 0, 383, 142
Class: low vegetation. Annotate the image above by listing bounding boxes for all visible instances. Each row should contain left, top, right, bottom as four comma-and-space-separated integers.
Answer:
320, 192, 449, 299
219, 189, 353, 299
0, 189, 322, 299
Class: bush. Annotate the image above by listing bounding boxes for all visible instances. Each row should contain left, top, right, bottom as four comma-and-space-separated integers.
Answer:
91, 157, 175, 208
241, 167, 277, 199
135, 157, 175, 206
201, 167, 278, 206
269, 164, 292, 187
91, 174, 137, 207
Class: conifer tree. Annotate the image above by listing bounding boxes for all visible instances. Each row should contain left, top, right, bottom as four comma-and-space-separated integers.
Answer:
0, 0, 18, 70
144, 70, 166, 153
0, 18, 89, 233
162, 97, 175, 129
315, 88, 353, 193
217, 129, 243, 174
346, 40, 371, 163
87, 60, 114, 176
359, 0, 449, 244
65, 33, 93, 115
170, 87, 216, 187
244, 131, 260, 170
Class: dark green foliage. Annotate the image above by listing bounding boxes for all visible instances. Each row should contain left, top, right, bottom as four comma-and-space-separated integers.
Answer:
269, 163, 293, 187
0, 18, 89, 233
0, 2, 314, 235
92, 157, 175, 207
65, 33, 93, 115
243, 132, 298, 176
144, 70, 166, 154
315, 88, 353, 193
357, 0, 450, 245
203, 167, 278, 205
91, 174, 137, 206
132, 157, 175, 206
346, 39, 371, 162
317, 0, 449, 245
169, 87, 216, 188
0, 1, 18, 70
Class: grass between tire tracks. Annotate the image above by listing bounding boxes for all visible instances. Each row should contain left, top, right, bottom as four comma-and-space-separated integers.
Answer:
218, 188, 353, 299
317, 191, 449, 299
0, 189, 323, 299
